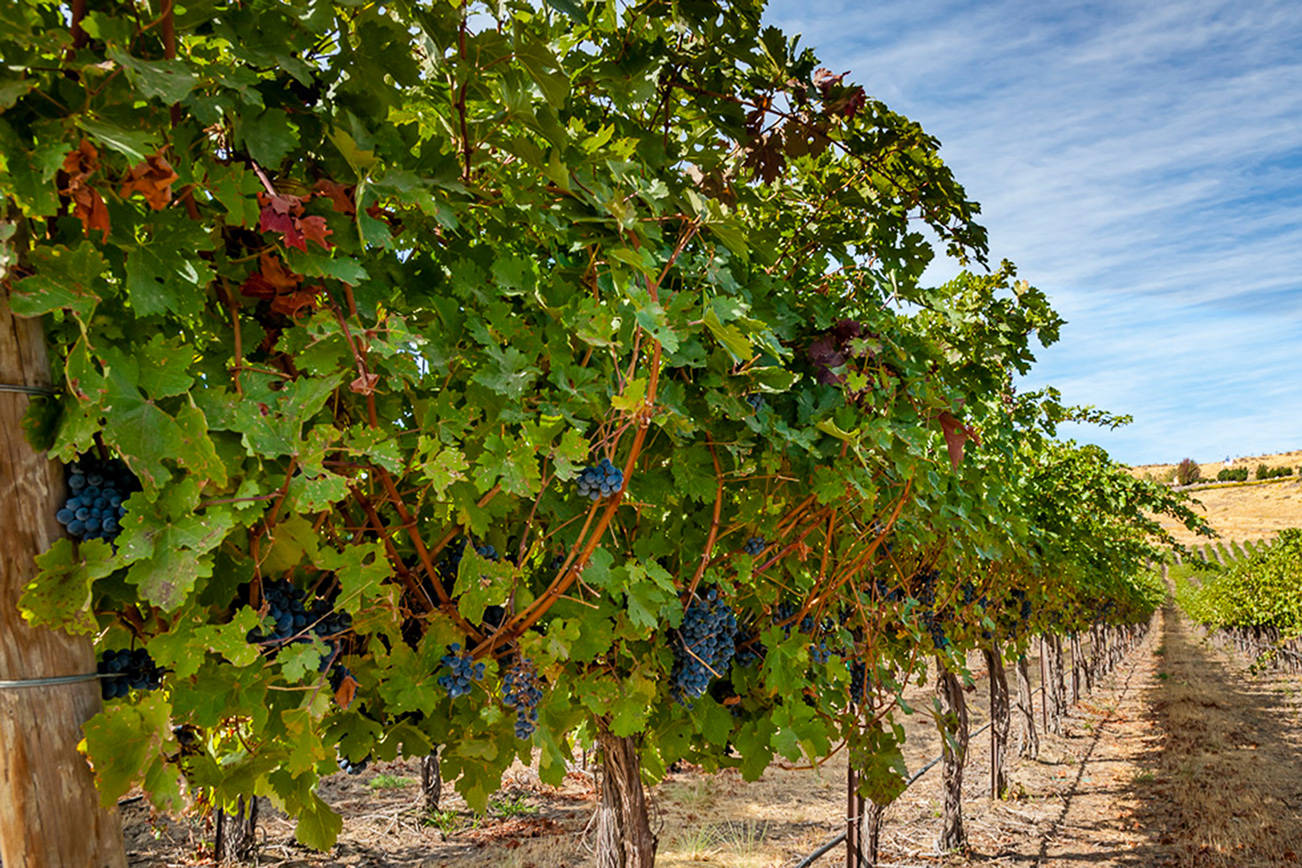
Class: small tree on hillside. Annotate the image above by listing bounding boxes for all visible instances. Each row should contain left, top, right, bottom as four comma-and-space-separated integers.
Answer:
1176, 458, 1201, 486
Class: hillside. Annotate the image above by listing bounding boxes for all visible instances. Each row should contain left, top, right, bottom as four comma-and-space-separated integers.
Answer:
1134, 448, 1302, 545
1132, 448, 1302, 484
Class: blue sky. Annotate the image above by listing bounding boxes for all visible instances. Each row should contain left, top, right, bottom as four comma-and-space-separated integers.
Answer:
764, 0, 1302, 465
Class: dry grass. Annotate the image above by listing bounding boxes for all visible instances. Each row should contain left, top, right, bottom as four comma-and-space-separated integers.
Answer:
1154, 475, 1302, 546
1131, 610, 1302, 866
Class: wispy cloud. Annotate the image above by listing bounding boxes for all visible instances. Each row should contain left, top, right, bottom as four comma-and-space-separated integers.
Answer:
766, 0, 1302, 463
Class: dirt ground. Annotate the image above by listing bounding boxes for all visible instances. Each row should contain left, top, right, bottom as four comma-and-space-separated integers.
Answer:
119, 604, 1302, 868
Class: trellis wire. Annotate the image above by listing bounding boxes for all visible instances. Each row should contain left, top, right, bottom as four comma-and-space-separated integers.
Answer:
0, 383, 56, 396
0, 672, 105, 689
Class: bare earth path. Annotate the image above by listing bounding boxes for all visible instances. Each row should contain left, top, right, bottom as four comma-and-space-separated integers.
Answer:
117, 604, 1302, 867
921, 604, 1302, 868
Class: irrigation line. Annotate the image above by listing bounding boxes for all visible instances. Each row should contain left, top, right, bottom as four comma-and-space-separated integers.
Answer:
792, 631, 1145, 868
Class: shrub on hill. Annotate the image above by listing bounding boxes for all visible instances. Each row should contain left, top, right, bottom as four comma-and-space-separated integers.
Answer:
1176, 458, 1201, 486
1217, 467, 1249, 482
1256, 465, 1295, 481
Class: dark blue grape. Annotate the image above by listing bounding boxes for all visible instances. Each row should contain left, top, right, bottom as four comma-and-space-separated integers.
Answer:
437, 643, 484, 699
59, 457, 138, 542
97, 647, 163, 700
337, 752, 370, 775
670, 590, 738, 704
501, 658, 544, 739
743, 536, 766, 556
576, 458, 623, 501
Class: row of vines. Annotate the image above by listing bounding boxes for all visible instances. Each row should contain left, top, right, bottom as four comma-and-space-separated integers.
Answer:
1177, 530, 1302, 671
0, 0, 1207, 865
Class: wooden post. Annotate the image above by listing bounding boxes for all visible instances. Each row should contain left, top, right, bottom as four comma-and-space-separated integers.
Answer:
934, 662, 968, 852
0, 289, 128, 867
1038, 636, 1048, 732
1013, 654, 1038, 759
421, 748, 442, 812
594, 724, 656, 868
982, 643, 1009, 799
846, 758, 862, 868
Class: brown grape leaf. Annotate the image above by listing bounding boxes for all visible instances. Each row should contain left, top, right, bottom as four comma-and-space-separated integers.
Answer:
60, 140, 110, 241
258, 191, 308, 252
333, 671, 358, 709
240, 252, 302, 299
937, 410, 980, 470
312, 179, 356, 215
119, 151, 179, 210
269, 285, 321, 319
299, 215, 333, 251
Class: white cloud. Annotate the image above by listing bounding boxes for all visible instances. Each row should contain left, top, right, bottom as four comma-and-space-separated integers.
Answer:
766, 0, 1302, 463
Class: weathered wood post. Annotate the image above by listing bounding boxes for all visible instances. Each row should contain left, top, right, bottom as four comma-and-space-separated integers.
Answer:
934, 662, 968, 852
982, 642, 1010, 798
1013, 653, 1038, 759
421, 748, 442, 812
595, 724, 656, 868
0, 289, 128, 867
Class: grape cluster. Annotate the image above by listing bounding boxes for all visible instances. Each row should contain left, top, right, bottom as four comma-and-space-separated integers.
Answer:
173, 725, 203, 757
849, 658, 869, 703
437, 538, 467, 584
670, 589, 738, 703
874, 578, 904, 603
501, 658, 544, 739
311, 598, 352, 638
745, 393, 764, 412
97, 648, 163, 700
743, 536, 767, 556
923, 612, 950, 649
911, 569, 938, 606
474, 543, 499, 561
247, 579, 352, 644
57, 457, 138, 542
576, 458, 623, 501
437, 643, 485, 699
774, 602, 833, 663
733, 634, 763, 667
337, 752, 370, 775
1011, 589, 1032, 621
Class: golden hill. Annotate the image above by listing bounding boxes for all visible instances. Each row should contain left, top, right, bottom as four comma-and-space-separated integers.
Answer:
1130, 448, 1302, 546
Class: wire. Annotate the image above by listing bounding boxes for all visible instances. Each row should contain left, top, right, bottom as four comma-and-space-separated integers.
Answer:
0, 383, 56, 396
0, 672, 104, 690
